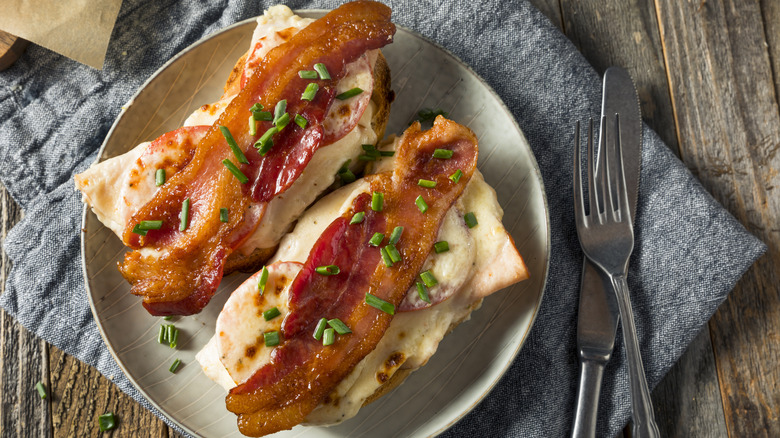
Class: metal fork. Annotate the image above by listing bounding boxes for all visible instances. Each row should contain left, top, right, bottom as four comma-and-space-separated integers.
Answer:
573, 117, 660, 438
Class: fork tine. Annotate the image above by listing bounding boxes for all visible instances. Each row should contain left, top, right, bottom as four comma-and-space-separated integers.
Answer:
603, 114, 616, 218
573, 121, 586, 226
595, 115, 608, 223
615, 113, 632, 225
587, 118, 598, 219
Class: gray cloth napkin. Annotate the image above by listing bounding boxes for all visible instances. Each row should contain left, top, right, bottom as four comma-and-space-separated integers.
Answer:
0, 0, 765, 436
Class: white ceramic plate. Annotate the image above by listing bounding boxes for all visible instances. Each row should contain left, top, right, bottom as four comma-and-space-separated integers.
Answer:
82, 11, 549, 438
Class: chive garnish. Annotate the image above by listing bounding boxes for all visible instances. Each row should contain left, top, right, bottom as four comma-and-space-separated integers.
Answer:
365, 293, 395, 315
131, 224, 148, 236
464, 212, 478, 228
264, 331, 280, 347
258, 266, 269, 295
139, 220, 163, 230
298, 70, 318, 79
433, 148, 454, 159
274, 100, 287, 122
166, 325, 175, 345
313, 318, 328, 340
362, 144, 377, 152
249, 115, 257, 136
179, 198, 190, 232
420, 270, 439, 288
163, 315, 173, 321
340, 169, 356, 183
253, 110, 273, 121
98, 413, 117, 432
416, 282, 431, 303
219, 125, 249, 164
157, 325, 166, 344
250, 103, 264, 112
263, 306, 281, 321
155, 168, 166, 186
35, 381, 47, 399
371, 192, 384, 212
327, 318, 351, 335
255, 126, 278, 156
323, 328, 335, 346
434, 241, 449, 253
169, 328, 179, 348
358, 154, 377, 161
380, 150, 395, 157
385, 244, 401, 263
220, 207, 229, 223
302, 83, 319, 101
380, 246, 393, 267
315, 265, 340, 276
314, 63, 331, 80
416, 108, 449, 123
294, 114, 308, 129
450, 169, 463, 183
222, 159, 248, 183
275, 112, 290, 129
350, 212, 365, 224
336, 87, 363, 100
338, 159, 352, 173
388, 226, 403, 245
169, 358, 181, 373
369, 232, 384, 247
418, 179, 437, 188
415, 195, 428, 213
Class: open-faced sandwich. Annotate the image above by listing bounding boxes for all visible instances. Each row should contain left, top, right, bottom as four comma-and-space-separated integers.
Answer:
196, 116, 529, 436
74, 1, 394, 315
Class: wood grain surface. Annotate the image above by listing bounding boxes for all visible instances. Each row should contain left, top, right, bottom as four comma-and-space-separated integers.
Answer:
1, 1, 778, 436
0, 30, 28, 71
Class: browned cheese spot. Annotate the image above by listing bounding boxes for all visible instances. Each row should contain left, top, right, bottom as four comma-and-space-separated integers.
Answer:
376, 372, 388, 383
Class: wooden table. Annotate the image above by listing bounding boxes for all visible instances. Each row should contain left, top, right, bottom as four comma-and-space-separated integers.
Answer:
1, 1, 778, 436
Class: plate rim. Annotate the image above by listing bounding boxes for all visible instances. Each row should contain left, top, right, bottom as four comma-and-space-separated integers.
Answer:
81, 10, 551, 438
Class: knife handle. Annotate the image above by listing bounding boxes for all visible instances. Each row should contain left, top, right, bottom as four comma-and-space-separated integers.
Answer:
571, 357, 606, 438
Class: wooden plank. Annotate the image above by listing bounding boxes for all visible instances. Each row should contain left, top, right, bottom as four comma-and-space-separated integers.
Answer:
0, 30, 28, 71
0, 184, 51, 437
653, 0, 780, 436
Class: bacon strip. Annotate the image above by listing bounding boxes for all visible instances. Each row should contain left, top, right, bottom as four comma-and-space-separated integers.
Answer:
225, 117, 478, 437
117, 1, 395, 316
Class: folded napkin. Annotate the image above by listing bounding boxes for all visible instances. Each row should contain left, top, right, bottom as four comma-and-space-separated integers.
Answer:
0, 0, 765, 436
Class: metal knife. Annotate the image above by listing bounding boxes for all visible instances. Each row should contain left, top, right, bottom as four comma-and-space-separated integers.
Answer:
571, 66, 642, 438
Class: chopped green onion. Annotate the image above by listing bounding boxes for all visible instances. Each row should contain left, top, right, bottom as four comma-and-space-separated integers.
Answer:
362, 144, 377, 153
163, 315, 173, 321
131, 224, 148, 236
336, 87, 363, 100
169, 327, 179, 348
365, 293, 395, 315
222, 159, 248, 183
380, 150, 395, 157
298, 70, 318, 79
415, 195, 428, 213
358, 154, 377, 161
420, 270, 439, 288
323, 328, 335, 346
416, 282, 431, 303
219, 125, 249, 164
327, 318, 352, 335
166, 325, 175, 345
274, 112, 290, 129
380, 246, 393, 267
418, 179, 437, 188
179, 198, 190, 232
313, 318, 328, 340
249, 115, 257, 136
371, 192, 384, 212
338, 159, 352, 173
314, 63, 331, 80
253, 110, 273, 121
157, 325, 166, 344
433, 148, 454, 159
220, 208, 229, 223
169, 359, 181, 373
350, 212, 365, 224
264, 331, 281, 347
263, 307, 281, 321
274, 100, 287, 122
416, 108, 449, 123
315, 265, 340, 276
258, 266, 269, 295
294, 114, 308, 129
449, 169, 463, 183
138, 220, 163, 230
388, 226, 403, 245
434, 241, 449, 253
155, 168, 166, 186
464, 212, 478, 228
98, 413, 117, 431
339, 169, 356, 183
385, 244, 401, 263
250, 103, 264, 112
255, 127, 278, 156
302, 83, 319, 101
35, 381, 47, 399
369, 232, 384, 247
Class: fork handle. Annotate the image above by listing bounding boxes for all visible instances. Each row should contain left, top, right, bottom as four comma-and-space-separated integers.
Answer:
611, 274, 661, 438
571, 356, 606, 438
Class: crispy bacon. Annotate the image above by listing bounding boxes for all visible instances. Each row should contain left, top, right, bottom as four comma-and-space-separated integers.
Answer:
225, 117, 479, 437
117, 1, 395, 316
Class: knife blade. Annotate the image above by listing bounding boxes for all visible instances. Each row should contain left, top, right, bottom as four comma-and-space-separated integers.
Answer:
571, 66, 642, 438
